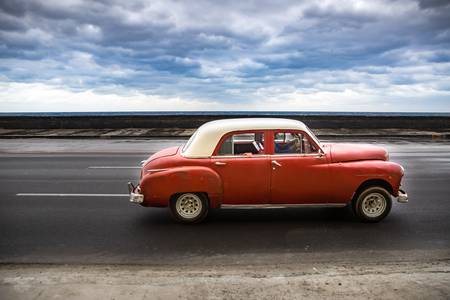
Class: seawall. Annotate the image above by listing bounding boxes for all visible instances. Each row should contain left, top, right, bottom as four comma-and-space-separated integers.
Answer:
1, 113, 449, 130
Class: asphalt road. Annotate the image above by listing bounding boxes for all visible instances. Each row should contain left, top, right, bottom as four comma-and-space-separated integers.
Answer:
0, 138, 449, 265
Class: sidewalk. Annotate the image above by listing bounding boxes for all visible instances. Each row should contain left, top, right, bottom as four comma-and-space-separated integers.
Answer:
1, 260, 449, 300
0, 128, 448, 139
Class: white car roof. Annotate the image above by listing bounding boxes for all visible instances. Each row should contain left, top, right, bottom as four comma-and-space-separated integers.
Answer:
181, 118, 313, 158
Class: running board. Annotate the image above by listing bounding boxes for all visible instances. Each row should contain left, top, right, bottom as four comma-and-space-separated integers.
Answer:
220, 203, 347, 209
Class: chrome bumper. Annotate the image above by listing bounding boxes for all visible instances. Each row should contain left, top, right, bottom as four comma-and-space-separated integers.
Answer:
397, 189, 408, 203
128, 182, 144, 204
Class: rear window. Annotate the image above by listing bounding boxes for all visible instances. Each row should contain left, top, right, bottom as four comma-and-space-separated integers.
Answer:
182, 130, 197, 153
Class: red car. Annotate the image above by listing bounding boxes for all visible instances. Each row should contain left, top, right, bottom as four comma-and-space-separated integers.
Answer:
129, 118, 408, 223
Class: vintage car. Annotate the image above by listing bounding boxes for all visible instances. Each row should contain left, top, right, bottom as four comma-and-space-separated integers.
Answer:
128, 118, 408, 223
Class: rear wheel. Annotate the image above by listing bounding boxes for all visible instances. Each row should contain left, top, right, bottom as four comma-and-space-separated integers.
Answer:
170, 193, 208, 223
353, 186, 392, 222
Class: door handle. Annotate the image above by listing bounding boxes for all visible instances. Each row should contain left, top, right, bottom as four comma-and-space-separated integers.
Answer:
271, 160, 282, 167
215, 161, 227, 166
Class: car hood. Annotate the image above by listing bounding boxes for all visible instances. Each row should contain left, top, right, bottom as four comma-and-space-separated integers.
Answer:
329, 143, 388, 163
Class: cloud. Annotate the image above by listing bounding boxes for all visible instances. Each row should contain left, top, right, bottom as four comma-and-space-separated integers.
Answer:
0, 81, 222, 112
0, 0, 449, 112
418, 0, 450, 9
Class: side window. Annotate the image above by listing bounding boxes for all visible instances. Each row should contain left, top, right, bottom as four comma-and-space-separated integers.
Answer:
274, 132, 318, 154
217, 132, 265, 156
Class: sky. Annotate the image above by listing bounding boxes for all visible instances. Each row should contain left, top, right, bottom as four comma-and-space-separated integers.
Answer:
0, 0, 449, 112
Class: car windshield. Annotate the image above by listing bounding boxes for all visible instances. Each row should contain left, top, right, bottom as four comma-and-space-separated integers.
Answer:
304, 125, 321, 147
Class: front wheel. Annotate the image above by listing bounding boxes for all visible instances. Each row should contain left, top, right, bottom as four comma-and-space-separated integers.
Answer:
353, 186, 392, 222
170, 193, 209, 223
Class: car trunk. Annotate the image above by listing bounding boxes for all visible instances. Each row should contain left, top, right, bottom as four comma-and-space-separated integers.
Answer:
147, 146, 179, 162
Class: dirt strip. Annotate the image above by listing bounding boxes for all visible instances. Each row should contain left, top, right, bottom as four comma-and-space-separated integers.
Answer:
1, 260, 449, 300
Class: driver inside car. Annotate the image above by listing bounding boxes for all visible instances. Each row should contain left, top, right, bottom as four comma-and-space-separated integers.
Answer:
275, 134, 301, 154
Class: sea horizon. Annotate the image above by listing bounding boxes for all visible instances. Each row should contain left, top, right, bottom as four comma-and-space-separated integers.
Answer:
1, 111, 450, 117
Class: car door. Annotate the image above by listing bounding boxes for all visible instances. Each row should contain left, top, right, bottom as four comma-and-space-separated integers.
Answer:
211, 131, 271, 205
270, 131, 331, 204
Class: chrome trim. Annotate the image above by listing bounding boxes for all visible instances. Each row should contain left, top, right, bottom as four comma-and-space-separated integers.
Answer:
271, 160, 282, 167
356, 174, 385, 177
128, 182, 144, 204
221, 203, 347, 209
211, 154, 269, 159
270, 153, 325, 158
180, 154, 210, 159
397, 189, 408, 203
127, 182, 134, 194
145, 168, 169, 173
211, 153, 324, 159
129, 192, 144, 204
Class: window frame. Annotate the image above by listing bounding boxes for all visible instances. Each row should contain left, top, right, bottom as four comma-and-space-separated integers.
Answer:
270, 129, 323, 157
212, 130, 268, 158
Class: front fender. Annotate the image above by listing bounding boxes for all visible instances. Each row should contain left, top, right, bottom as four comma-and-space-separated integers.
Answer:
353, 161, 404, 196
140, 166, 223, 208
329, 160, 404, 202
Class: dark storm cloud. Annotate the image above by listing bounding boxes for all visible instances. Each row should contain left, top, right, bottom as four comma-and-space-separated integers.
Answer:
0, 0, 449, 111
0, 0, 28, 17
418, 0, 450, 9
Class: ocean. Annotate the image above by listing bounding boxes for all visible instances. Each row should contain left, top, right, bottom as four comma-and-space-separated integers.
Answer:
0, 111, 449, 117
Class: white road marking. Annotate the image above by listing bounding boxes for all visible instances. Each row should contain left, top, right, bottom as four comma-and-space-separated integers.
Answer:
88, 166, 141, 169
16, 193, 129, 197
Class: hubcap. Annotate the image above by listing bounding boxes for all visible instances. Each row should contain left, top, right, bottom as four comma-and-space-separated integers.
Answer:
176, 193, 202, 219
361, 192, 386, 218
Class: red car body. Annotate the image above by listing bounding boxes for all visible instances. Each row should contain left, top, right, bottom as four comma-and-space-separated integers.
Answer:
129, 118, 408, 223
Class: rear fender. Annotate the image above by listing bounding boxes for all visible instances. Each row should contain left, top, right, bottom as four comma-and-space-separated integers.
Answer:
140, 166, 223, 208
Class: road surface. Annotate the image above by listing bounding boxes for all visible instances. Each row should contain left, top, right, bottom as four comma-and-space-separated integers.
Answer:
0, 138, 449, 265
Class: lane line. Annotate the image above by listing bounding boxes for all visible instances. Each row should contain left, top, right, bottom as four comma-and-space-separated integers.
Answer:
88, 166, 141, 169
16, 193, 129, 197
